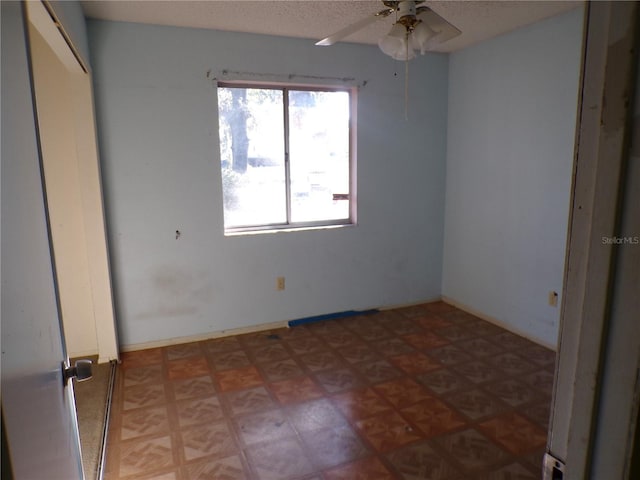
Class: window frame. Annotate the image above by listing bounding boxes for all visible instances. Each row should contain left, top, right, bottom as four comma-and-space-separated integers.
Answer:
217, 81, 357, 234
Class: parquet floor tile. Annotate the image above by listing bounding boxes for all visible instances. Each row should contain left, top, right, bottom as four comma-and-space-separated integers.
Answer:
105, 303, 555, 479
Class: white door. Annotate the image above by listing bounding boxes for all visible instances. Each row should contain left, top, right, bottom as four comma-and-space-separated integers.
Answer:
26, 0, 120, 364
1, 2, 84, 479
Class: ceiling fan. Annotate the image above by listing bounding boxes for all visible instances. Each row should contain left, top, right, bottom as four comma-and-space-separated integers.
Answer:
316, 1, 461, 60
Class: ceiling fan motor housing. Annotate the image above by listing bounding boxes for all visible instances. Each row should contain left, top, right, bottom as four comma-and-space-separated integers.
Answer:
384, 1, 424, 31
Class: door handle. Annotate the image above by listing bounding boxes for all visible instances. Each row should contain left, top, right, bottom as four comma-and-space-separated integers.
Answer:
63, 359, 93, 385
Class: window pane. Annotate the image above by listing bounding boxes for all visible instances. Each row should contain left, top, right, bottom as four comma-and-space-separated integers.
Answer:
288, 90, 350, 223
218, 87, 286, 228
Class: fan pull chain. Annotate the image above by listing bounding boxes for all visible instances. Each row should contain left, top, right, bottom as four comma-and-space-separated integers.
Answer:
405, 31, 410, 121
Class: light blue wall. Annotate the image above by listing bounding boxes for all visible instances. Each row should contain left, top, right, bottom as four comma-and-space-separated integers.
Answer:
442, 8, 584, 348
88, 21, 449, 347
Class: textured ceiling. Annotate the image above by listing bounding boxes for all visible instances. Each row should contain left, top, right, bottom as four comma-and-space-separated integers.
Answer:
81, 0, 582, 53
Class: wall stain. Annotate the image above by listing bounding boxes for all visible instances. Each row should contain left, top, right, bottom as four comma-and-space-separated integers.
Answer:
135, 266, 214, 320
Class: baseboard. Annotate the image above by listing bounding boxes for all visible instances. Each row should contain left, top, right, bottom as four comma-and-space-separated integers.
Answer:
120, 299, 447, 353
377, 296, 443, 311
120, 319, 290, 353
440, 296, 557, 351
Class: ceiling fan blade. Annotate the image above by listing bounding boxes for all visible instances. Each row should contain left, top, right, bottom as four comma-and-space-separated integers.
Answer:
315, 8, 394, 46
416, 6, 462, 45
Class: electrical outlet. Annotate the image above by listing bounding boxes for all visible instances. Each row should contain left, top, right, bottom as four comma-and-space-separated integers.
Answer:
548, 291, 559, 307
277, 276, 285, 291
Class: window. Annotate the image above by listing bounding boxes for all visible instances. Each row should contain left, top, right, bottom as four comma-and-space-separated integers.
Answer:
217, 83, 354, 232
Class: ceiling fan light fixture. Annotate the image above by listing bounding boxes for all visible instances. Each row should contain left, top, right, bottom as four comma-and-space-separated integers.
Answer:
411, 21, 437, 55
378, 23, 407, 57
390, 38, 416, 61
378, 7, 438, 60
